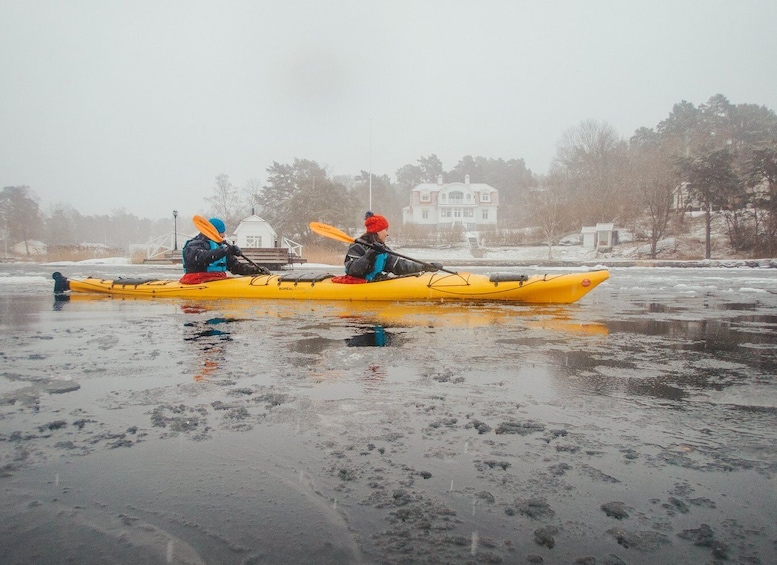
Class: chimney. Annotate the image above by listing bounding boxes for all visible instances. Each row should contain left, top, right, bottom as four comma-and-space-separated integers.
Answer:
437, 174, 443, 185
465, 175, 470, 185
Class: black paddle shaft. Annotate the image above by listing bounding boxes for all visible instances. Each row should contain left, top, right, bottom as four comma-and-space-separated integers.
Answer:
237, 251, 271, 274
356, 239, 458, 275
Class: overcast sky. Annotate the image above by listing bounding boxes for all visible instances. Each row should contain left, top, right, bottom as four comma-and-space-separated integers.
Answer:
2, 0, 776, 220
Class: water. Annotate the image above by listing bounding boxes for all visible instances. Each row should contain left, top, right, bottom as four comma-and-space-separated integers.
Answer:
1, 263, 776, 564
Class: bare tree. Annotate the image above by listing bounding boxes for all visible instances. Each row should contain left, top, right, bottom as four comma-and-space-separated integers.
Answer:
552, 120, 628, 225
531, 176, 571, 259
0, 186, 43, 255
243, 178, 263, 216
46, 203, 79, 245
206, 174, 244, 233
629, 129, 678, 258
745, 146, 777, 255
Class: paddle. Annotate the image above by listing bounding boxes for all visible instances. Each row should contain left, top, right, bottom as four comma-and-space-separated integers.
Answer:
309, 221, 458, 275
192, 215, 270, 273
193, 214, 223, 243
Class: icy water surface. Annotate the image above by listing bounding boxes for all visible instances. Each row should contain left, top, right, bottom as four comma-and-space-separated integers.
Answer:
1, 264, 776, 564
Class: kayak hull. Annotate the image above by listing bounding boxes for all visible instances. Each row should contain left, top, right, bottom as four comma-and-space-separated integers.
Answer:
64, 270, 609, 304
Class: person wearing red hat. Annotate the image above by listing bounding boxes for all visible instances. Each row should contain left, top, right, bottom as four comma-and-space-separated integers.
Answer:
344, 212, 442, 281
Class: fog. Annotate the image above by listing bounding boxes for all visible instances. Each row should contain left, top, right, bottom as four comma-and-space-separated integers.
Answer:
1, 0, 776, 219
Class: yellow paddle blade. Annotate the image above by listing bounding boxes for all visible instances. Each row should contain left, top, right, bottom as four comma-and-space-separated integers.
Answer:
309, 222, 355, 244
193, 215, 224, 243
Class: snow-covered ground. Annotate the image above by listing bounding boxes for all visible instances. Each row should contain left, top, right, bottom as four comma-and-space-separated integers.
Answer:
397, 243, 597, 263
44, 257, 132, 266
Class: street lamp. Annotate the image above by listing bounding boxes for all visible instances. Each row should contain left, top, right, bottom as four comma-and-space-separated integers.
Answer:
172, 210, 178, 250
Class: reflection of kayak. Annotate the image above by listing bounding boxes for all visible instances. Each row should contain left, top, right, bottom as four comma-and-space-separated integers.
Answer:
57, 291, 609, 336
331, 303, 609, 335
56, 270, 609, 304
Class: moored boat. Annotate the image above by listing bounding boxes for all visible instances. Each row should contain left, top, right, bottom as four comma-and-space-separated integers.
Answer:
54, 269, 609, 304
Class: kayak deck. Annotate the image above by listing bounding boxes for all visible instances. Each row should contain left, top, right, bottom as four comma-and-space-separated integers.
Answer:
62, 270, 609, 304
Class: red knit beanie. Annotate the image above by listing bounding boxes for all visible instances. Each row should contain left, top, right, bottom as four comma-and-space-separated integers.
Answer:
364, 211, 389, 233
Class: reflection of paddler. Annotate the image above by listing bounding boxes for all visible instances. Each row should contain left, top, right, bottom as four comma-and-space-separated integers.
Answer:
181, 305, 239, 381
345, 326, 392, 347
195, 360, 221, 382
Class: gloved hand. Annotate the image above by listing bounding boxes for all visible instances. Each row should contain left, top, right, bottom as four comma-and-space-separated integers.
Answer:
253, 265, 271, 275
226, 244, 241, 256
424, 262, 444, 272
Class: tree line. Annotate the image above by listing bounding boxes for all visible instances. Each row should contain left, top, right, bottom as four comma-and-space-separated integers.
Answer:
0, 193, 172, 255
3, 93, 776, 259
544, 94, 777, 259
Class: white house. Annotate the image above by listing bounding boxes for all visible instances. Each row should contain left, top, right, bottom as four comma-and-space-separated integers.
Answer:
402, 175, 499, 229
233, 215, 277, 248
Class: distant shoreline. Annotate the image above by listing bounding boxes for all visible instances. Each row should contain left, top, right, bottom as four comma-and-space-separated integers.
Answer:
434, 258, 777, 269
2, 257, 777, 270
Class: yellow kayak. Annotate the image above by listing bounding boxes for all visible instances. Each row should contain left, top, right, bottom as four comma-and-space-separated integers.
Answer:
57, 270, 609, 304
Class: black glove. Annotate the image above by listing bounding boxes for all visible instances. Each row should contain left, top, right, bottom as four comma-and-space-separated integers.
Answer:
253, 265, 271, 275
226, 244, 241, 256
424, 262, 443, 272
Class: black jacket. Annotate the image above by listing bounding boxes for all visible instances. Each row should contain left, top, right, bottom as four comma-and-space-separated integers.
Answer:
181, 234, 265, 275
344, 239, 426, 280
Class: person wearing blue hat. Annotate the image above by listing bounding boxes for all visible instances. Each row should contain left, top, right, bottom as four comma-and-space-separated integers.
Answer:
180, 217, 270, 284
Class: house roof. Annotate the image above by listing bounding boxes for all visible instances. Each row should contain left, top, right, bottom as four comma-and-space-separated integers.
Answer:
239, 214, 269, 223
412, 182, 496, 193
234, 215, 277, 236
581, 223, 614, 233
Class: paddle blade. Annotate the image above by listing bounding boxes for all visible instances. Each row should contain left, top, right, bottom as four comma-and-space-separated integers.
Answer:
193, 215, 224, 243
309, 222, 355, 244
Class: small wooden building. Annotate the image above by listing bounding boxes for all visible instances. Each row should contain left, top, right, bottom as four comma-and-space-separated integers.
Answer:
581, 223, 615, 250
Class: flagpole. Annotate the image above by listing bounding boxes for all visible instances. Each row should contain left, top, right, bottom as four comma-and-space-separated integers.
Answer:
369, 119, 373, 210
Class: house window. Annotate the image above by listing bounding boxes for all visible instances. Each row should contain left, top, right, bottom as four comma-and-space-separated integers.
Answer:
449, 191, 464, 204
421, 210, 429, 219
480, 192, 491, 202
464, 209, 474, 218
454, 209, 462, 218
420, 192, 430, 203
482, 210, 489, 220
246, 235, 262, 247
441, 209, 452, 218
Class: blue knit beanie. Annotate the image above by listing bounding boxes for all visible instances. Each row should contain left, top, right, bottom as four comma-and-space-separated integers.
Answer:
209, 217, 226, 234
